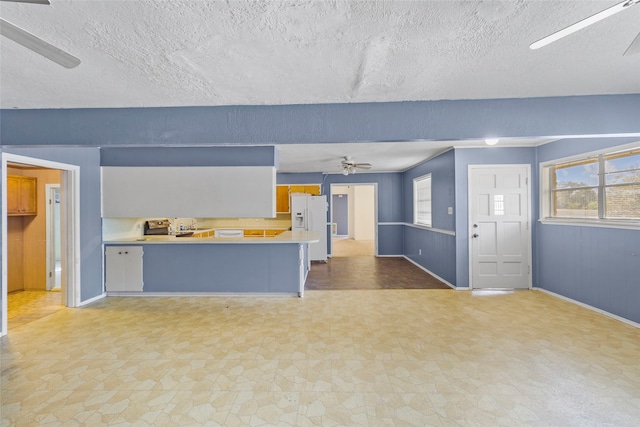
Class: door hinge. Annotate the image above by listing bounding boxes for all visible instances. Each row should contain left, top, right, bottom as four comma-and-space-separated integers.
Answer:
49, 272, 53, 278
525, 177, 528, 185
528, 266, 531, 274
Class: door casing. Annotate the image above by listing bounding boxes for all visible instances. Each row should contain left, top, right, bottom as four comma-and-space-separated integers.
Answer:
467, 164, 532, 290
1, 154, 81, 336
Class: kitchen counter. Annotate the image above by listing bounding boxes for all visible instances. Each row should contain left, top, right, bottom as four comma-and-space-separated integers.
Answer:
103, 231, 318, 297
104, 230, 318, 245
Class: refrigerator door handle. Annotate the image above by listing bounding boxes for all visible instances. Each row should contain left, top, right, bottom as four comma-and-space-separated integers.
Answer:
307, 208, 313, 231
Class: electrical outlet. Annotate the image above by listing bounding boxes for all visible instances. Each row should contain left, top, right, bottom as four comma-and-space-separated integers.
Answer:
419, 249, 422, 256
448, 207, 454, 215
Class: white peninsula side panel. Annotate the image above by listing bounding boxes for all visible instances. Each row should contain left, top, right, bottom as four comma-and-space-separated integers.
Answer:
101, 166, 276, 218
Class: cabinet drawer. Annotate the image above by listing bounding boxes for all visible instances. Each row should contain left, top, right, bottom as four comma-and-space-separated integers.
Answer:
244, 229, 264, 237
265, 229, 285, 237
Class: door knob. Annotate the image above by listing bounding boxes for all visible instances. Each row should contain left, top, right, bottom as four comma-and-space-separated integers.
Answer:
472, 234, 479, 238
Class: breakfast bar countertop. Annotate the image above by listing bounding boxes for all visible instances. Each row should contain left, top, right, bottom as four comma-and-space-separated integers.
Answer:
103, 230, 319, 245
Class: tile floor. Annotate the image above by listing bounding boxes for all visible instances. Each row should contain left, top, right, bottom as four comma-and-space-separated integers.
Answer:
6, 290, 64, 329
2, 289, 639, 426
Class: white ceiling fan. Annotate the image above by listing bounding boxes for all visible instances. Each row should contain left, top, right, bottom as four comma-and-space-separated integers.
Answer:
530, 0, 640, 55
0, 0, 80, 68
341, 156, 372, 175
530, 0, 640, 56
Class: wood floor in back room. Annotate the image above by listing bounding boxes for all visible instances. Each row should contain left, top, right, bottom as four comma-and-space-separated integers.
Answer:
306, 238, 450, 290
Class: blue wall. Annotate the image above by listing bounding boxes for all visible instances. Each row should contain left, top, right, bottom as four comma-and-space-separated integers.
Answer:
535, 138, 640, 324
401, 150, 457, 284
101, 146, 278, 167
2, 95, 639, 146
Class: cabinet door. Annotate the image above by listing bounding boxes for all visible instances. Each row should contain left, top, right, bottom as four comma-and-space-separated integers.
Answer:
20, 177, 37, 215
304, 185, 321, 196
276, 185, 290, 213
7, 176, 37, 216
105, 246, 143, 292
7, 176, 21, 214
289, 185, 305, 195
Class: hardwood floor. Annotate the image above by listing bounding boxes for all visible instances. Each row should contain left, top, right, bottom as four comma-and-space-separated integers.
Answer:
306, 256, 451, 290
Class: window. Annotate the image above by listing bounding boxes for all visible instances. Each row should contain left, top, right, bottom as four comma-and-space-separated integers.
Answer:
542, 146, 640, 225
414, 174, 432, 227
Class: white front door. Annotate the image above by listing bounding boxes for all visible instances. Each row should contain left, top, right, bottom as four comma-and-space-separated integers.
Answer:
469, 165, 531, 289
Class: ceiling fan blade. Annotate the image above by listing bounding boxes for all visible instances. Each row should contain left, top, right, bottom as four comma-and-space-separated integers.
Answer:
0, 18, 80, 68
623, 31, 640, 56
354, 163, 372, 169
530, 0, 640, 50
0, 0, 50, 3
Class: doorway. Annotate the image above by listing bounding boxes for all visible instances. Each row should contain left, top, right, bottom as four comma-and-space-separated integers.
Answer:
2, 153, 80, 336
468, 165, 531, 289
46, 184, 62, 291
330, 184, 377, 257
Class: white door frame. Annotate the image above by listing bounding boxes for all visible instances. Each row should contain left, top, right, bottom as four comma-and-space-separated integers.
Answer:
467, 164, 532, 290
2, 153, 81, 336
329, 183, 378, 256
45, 184, 61, 291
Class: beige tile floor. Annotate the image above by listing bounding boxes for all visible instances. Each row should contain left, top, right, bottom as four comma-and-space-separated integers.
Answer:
6, 290, 64, 329
2, 290, 640, 426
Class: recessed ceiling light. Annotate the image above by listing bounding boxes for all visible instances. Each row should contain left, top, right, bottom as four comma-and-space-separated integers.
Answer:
485, 138, 499, 146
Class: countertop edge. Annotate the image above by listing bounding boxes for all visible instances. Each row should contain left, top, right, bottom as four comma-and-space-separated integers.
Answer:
103, 231, 320, 245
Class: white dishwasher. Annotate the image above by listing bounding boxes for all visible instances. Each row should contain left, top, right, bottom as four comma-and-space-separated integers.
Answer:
214, 229, 244, 238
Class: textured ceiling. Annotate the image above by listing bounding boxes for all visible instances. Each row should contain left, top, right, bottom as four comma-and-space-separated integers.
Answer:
0, 1, 638, 173
1, 0, 639, 110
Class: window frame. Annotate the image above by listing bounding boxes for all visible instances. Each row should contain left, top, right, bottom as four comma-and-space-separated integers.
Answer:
540, 143, 640, 230
413, 173, 432, 228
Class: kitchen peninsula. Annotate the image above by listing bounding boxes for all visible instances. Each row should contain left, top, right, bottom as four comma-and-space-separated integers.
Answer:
103, 231, 319, 297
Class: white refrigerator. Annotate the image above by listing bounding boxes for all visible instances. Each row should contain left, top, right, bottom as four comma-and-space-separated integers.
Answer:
290, 194, 328, 262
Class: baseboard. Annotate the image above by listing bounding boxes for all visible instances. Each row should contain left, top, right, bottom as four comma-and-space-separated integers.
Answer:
535, 287, 640, 329
78, 292, 106, 306
402, 256, 457, 290
105, 291, 300, 298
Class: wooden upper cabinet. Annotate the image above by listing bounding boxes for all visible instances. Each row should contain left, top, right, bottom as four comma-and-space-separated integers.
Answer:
276, 185, 290, 213
304, 185, 321, 196
289, 185, 321, 196
7, 175, 37, 216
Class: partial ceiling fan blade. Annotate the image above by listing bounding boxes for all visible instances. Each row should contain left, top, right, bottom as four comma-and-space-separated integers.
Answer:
0, 0, 50, 4
530, 0, 640, 50
0, 18, 80, 68
0, 0, 51, 4
623, 31, 640, 55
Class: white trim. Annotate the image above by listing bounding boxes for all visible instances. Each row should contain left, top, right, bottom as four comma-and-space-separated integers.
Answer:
105, 292, 300, 298
535, 287, 640, 329
402, 256, 457, 290
2, 153, 81, 337
378, 222, 456, 236
403, 223, 456, 236
77, 293, 107, 306
539, 141, 640, 228
45, 184, 61, 291
539, 219, 640, 230
468, 164, 533, 290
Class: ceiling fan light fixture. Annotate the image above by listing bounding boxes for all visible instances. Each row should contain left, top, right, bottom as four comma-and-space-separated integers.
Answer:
530, 0, 640, 50
485, 138, 499, 146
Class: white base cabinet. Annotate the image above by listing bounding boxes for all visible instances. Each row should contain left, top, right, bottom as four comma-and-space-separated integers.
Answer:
105, 246, 143, 292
